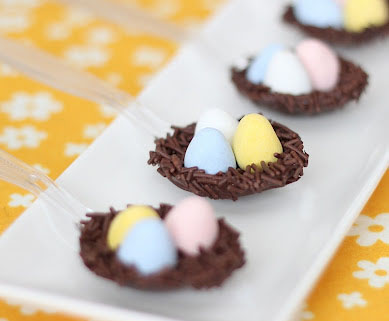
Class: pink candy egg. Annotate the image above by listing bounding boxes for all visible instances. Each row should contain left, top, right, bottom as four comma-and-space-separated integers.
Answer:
296, 38, 340, 92
165, 197, 219, 256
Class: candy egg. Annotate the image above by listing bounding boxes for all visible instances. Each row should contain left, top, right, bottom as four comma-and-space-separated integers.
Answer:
334, 0, 347, 6
232, 114, 283, 170
246, 44, 284, 84
117, 218, 177, 275
296, 38, 340, 91
263, 50, 312, 95
107, 205, 158, 250
184, 127, 236, 175
345, 0, 389, 32
195, 108, 238, 144
294, 0, 344, 29
165, 196, 218, 256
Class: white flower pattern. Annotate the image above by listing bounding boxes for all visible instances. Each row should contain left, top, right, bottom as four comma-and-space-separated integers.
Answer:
0, 0, 38, 33
8, 193, 35, 207
32, 163, 50, 174
65, 7, 93, 27
132, 46, 167, 68
0, 11, 30, 33
83, 123, 106, 139
64, 142, 88, 157
65, 45, 109, 68
294, 303, 314, 321
348, 213, 389, 246
46, 23, 70, 40
0, 126, 47, 149
99, 104, 118, 118
148, 0, 180, 18
338, 291, 367, 309
46, 7, 93, 40
353, 257, 389, 288
86, 27, 116, 45
1, 92, 63, 121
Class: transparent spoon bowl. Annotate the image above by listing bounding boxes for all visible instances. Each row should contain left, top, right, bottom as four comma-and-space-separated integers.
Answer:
0, 148, 92, 250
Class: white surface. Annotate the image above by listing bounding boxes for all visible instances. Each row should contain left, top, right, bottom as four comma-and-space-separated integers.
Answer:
0, 0, 388, 321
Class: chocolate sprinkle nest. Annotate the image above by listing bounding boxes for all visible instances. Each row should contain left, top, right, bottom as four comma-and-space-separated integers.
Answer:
148, 119, 309, 201
231, 57, 368, 115
79, 205, 245, 290
282, 3, 389, 46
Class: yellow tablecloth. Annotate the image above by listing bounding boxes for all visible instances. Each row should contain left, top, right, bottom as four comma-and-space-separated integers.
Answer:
0, 1, 387, 320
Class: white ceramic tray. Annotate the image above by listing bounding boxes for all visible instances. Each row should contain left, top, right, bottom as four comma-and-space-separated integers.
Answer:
0, 1, 388, 321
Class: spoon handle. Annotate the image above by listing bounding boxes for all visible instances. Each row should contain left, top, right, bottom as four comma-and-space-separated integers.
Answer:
0, 148, 90, 221
61, 0, 188, 43
0, 37, 171, 138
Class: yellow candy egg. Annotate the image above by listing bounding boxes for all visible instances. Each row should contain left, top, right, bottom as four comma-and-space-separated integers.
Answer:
345, 0, 389, 32
107, 205, 159, 250
232, 114, 283, 170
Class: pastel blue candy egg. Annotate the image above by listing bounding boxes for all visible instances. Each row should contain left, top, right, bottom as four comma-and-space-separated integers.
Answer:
184, 128, 236, 175
246, 44, 284, 84
294, 0, 344, 29
117, 218, 177, 275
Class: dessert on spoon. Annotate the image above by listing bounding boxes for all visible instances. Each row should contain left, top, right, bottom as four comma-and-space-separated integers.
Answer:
80, 197, 245, 289
148, 109, 309, 201
283, 0, 389, 45
231, 38, 368, 114
0, 149, 245, 289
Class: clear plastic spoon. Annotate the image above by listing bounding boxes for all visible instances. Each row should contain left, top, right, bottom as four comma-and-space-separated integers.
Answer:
0, 17, 243, 139
0, 37, 172, 138
59, 0, 232, 64
0, 148, 91, 250
60, 0, 188, 43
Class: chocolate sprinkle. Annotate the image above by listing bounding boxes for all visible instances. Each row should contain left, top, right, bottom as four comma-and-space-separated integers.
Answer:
231, 57, 368, 115
148, 119, 309, 201
282, 3, 389, 46
79, 205, 245, 290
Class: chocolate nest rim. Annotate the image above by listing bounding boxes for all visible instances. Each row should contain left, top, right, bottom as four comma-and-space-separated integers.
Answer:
148, 119, 309, 201
231, 57, 368, 115
282, 3, 389, 46
79, 204, 245, 290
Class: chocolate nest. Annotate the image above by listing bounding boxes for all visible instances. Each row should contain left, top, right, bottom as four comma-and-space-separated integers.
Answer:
231, 57, 368, 115
79, 204, 245, 290
282, 3, 389, 46
148, 119, 309, 201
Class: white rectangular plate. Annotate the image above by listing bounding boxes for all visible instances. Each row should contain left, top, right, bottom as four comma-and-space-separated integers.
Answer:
0, 1, 388, 321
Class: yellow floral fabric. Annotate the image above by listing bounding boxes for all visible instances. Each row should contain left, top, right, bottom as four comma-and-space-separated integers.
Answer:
304, 170, 389, 321
0, 1, 177, 95
0, 1, 387, 321
113, 0, 225, 27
